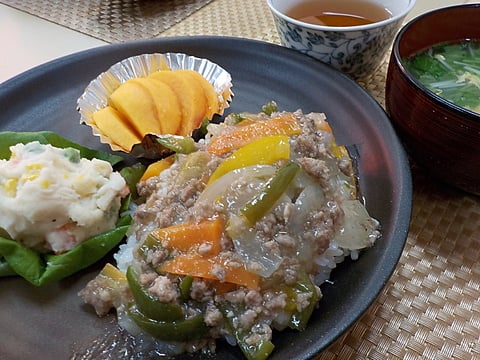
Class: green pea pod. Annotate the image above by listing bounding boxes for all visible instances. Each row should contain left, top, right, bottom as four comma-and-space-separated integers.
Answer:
126, 266, 183, 322
219, 303, 275, 360
128, 305, 208, 342
0, 258, 15, 277
0, 131, 124, 164
240, 162, 300, 225
0, 220, 130, 286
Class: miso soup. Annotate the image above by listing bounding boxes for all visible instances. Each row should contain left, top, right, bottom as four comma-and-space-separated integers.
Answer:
404, 40, 480, 114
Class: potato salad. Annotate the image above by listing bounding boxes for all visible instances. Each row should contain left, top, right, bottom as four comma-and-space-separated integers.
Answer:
0, 141, 129, 254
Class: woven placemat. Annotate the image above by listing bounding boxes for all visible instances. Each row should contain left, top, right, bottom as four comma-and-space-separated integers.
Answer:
4, 0, 480, 358
0, 0, 213, 43
160, 0, 281, 43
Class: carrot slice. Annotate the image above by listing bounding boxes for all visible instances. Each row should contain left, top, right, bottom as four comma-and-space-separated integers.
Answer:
316, 116, 333, 133
207, 113, 302, 156
211, 282, 238, 295
159, 253, 260, 289
150, 219, 259, 289
149, 218, 223, 256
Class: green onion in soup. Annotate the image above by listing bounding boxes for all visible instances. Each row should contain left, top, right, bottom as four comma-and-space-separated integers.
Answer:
404, 40, 480, 114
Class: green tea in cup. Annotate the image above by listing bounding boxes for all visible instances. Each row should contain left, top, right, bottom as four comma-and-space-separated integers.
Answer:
287, 0, 392, 27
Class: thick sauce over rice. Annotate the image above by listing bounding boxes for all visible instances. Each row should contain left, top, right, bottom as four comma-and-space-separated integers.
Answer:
80, 109, 380, 359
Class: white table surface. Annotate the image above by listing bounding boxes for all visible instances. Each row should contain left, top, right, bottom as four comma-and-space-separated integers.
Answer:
0, 0, 477, 84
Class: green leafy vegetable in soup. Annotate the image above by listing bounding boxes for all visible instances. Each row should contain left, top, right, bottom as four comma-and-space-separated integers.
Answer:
404, 40, 480, 114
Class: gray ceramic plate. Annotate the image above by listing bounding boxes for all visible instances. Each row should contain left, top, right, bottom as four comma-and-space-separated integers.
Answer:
0, 36, 412, 360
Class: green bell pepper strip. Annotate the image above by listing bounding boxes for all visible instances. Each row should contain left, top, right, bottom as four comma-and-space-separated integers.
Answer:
288, 273, 320, 331
156, 134, 197, 154
119, 162, 146, 199
126, 266, 183, 322
127, 305, 208, 342
240, 162, 300, 225
219, 303, 275, 360
179, 275, 193, 300
176, 151, 211, 185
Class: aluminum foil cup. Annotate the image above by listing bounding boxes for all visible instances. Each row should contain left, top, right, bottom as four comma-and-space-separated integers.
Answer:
77, 53, 233, 153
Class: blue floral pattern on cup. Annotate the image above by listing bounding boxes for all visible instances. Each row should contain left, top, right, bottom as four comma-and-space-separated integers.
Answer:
272, 16, 403, 78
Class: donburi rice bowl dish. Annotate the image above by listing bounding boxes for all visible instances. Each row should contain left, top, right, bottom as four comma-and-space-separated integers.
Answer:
80, 107, 380, 360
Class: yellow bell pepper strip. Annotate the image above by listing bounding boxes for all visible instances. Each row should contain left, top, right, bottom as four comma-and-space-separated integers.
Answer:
143, 218, 223, 256
207, 135, 290, 185
312, 116, 355, 197
219, 302, 275, 360
87, 263, 129, 311
126, 266, 184, 322
99, 263, 127, 283
240, 162, 300, 225
140, 155, 175, 182
127, 305, 208, 342
312, 116, 350, 161
207, 113, 302, 156
158, 253, 260, 289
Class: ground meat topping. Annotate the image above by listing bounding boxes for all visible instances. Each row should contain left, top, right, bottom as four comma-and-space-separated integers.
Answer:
79, 276, 130, 317
190, 280, 215, 302
79, 109, 381, 359
148, 275, 178, 303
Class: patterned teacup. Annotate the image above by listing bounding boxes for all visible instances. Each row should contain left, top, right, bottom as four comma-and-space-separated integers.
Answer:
267, 0, 416, 79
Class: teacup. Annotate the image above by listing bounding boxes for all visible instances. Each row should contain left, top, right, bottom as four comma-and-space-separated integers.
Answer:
267, 0, 416, 79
